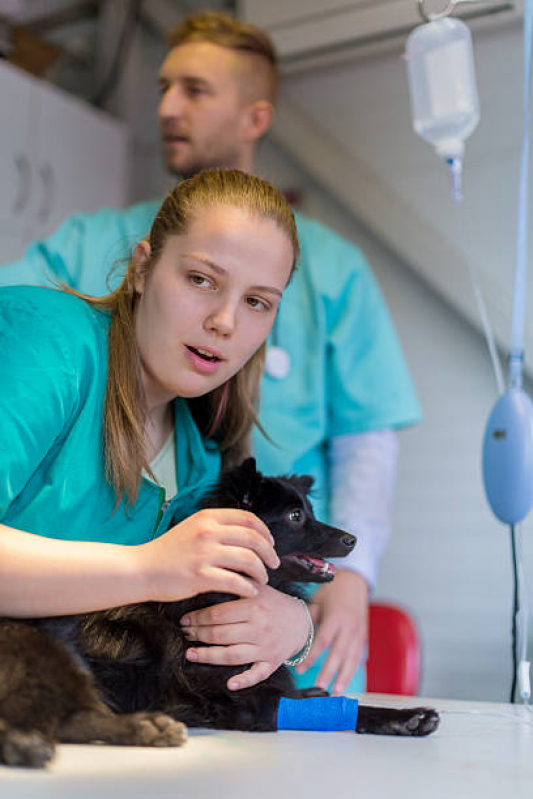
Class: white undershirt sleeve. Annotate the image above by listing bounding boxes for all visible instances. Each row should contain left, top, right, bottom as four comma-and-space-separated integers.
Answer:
327, 428, 398, 592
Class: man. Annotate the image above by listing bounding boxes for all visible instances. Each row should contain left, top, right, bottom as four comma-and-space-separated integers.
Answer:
0, 11, 420, 694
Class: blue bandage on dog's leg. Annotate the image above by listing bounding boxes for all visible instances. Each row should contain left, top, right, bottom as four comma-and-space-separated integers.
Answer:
276, 696, 358, 731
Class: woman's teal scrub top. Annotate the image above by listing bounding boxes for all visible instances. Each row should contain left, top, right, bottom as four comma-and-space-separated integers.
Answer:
0, 286, 221, 544
253, 213, 421, 521
0, 204, 421, 524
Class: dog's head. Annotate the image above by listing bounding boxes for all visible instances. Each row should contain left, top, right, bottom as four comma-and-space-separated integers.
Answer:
200, 458, 356, 588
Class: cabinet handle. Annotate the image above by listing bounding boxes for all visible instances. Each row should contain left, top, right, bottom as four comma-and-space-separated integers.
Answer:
38, 163, 56, 224
12, 154, 31, 216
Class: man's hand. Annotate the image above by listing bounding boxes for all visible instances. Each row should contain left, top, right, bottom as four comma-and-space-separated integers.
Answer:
297, 569, 369, 694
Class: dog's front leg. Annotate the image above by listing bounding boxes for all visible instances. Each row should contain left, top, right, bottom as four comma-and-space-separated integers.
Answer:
164, 688, 284, 732
282, 686, 330, 699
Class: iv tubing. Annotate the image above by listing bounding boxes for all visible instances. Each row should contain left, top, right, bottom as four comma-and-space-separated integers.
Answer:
508, 1, 533, 707
515, 526, 531, 704
451, 192, 505, 395
509, 0, 533, 388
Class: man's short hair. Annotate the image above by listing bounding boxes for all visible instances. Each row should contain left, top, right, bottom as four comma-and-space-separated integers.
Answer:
167, 10, 279, 104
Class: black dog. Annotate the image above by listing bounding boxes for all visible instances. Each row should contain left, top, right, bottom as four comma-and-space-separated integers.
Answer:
0, 458, 439, 767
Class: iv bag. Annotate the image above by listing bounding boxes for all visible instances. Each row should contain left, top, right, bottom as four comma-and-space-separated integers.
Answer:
406, 17, 480, 160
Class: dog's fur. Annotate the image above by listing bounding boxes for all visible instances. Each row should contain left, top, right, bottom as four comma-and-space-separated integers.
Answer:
0, 458, 439, 767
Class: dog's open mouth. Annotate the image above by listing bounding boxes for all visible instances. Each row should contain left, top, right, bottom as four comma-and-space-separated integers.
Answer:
281, 555, 336, 581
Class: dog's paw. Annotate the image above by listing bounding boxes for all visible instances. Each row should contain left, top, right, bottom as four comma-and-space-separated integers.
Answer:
2, 730, 56, 768
130, 712, 188, 747
356, 705, 440, 736
389, 707, 440, 737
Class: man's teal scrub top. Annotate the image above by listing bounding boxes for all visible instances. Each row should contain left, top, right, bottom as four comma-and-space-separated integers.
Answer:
0, 202, 421, 523
0, 286, 220, 544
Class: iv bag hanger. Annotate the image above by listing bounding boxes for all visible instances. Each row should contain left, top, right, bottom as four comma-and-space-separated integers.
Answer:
417, 0, 508, 22
418, 1, 458, 21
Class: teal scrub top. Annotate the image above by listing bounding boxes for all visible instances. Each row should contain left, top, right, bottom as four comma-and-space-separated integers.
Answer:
0, 285, 221, 544
253, 213, 420, 521
0, 201, 421, 523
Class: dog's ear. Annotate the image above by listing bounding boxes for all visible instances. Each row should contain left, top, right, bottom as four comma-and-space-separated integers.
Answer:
295, 474, 314, 494
238, 457, 261, 507
199, 458, 263, 512
240, 457, 257, 476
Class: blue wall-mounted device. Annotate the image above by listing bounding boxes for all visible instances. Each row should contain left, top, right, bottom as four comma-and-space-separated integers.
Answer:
482, 388, 533, 524
481, 0, 533, 532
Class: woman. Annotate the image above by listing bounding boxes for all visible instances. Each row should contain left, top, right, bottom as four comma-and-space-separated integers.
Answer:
0, 168, 309, 688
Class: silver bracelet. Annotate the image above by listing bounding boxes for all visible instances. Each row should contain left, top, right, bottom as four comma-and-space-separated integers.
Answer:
284, 599, 315, 667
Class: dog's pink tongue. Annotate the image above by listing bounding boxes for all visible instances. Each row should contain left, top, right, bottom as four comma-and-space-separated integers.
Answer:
305, 557, 335, 576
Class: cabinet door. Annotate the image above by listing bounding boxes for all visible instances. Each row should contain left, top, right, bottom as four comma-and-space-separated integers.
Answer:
30, 80, 128, 240
0, 61, 36, 248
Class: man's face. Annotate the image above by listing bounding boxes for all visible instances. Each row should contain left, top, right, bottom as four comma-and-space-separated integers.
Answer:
158, 42, 253, 177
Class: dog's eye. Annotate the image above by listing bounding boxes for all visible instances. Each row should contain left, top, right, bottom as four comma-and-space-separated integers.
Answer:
288, 509, 303, 523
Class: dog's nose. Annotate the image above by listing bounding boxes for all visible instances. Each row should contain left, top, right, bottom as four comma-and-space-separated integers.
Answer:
342, 534, 356, 550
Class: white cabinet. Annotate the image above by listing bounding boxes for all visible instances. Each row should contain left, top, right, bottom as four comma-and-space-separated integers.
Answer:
0, 61, 128, 262
0, 60, 34, 254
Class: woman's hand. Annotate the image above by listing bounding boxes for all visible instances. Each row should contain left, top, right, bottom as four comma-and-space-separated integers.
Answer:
296, 569, 369, 694
136, 509, 280, 602
180, 585, 311, 690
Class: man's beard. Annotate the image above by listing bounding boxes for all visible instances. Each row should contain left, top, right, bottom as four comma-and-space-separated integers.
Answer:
171, 164, 201, 181
164, 147, 243, 181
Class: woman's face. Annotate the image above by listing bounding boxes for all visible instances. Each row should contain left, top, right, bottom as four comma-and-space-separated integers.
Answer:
133, 204, 294, 409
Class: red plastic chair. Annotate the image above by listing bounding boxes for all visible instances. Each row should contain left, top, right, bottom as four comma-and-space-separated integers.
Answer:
365, 602, 421, 696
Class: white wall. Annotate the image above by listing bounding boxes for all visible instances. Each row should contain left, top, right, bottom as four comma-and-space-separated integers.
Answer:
256, 137, 533, 703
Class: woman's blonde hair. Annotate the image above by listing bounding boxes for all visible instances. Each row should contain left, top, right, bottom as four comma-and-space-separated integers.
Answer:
69, 168, 299, 509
